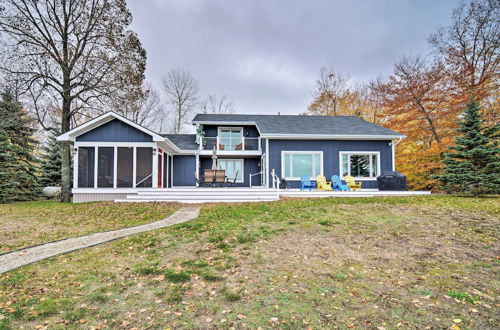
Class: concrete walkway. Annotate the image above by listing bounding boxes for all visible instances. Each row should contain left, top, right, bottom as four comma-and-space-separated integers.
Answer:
0, 207, 200, 274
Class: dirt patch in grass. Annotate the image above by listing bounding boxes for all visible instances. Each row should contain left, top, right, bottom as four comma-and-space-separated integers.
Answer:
0, 201, 180, 253
0, 196, 498, 329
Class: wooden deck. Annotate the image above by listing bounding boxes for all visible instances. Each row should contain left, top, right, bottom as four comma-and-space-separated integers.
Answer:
113, 187, 431, 203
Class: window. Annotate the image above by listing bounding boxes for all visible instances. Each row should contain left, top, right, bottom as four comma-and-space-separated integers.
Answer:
117, 147, 133, 187
219, 159, 243, 182
282, 152, 322, 179
340, 152, 380, 179
78, 147, 95, 188
97, 147, 114, 187
218, 128, 242, 150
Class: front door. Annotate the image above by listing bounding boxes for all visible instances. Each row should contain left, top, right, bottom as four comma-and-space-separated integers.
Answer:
157, 149, 163, 188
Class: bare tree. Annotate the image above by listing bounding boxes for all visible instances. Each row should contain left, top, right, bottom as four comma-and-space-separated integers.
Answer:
0, 0, 146, 202
201, 94, 235, 114
114, 82, 166, 132
428, 0, 499, 96
307, 67, 351, 116
161, 68, 200, 134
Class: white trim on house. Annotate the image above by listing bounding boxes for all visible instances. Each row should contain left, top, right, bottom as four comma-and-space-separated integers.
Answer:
261, 134, 404, 140
281, 151, 324, 180
218, 158, 244, 183
265, 139, 269, 188
75, 141, 156, 147
339, 151, 381, 181
57, 111, 166, 142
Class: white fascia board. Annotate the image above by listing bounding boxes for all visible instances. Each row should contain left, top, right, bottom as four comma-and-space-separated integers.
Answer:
57, 111, 165, 142
261, 134, 405, 140
159, 139, 181, 154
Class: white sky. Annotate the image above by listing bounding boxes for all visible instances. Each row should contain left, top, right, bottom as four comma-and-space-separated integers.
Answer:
128, 0, 459, 115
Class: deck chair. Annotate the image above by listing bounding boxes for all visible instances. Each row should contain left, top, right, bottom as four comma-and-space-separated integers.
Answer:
331, 175, 350, 191
214, 170, 226, 187
204, 169, 215, 187
344, 175, 362, 191
225, 171, 239, 187
300, 175, 316, 191
316, 175, 332, 191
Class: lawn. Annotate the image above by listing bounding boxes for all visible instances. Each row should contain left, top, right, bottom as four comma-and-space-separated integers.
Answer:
0, 200, 180, 253
0, 196, 498, 329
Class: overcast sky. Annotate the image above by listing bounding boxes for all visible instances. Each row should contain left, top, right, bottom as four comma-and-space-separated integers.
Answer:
128, 0, 459, 115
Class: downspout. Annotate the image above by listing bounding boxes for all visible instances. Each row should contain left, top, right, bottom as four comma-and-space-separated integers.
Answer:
391, 137, 403, 171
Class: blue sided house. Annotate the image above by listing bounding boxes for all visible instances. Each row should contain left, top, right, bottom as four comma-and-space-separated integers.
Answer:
57, 111, 405, 202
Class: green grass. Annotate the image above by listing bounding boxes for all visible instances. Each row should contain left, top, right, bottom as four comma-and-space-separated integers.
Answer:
0, 200, 180, 253
0, 195, 498, 329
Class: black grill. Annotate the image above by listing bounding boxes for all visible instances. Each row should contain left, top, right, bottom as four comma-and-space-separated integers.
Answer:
377, 171, 406, 191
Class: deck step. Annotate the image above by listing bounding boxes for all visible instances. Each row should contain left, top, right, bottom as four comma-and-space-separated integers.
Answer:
117, 188, 279, 203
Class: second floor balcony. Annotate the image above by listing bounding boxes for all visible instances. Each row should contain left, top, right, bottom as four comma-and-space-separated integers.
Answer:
200, 136, 261, 153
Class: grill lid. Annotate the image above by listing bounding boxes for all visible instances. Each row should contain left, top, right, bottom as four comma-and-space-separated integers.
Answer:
380, 171, 405, 177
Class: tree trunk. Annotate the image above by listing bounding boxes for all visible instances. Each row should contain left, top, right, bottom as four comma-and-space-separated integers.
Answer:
60, 93, 72, 202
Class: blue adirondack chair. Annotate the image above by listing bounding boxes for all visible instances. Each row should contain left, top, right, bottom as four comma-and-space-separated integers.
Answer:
300, 175, 316, 191
331, 175, 350, 191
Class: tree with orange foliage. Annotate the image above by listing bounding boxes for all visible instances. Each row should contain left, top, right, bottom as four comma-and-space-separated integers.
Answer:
371, 56, 454, 190
306, 68, 382, 123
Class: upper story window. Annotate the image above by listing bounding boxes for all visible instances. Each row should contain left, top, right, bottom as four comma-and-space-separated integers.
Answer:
218, 127, 243, 150
340, 152, 380, 180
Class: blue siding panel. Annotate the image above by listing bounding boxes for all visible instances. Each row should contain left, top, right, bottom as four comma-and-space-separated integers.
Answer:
268, 140, 393, 189
199, 157, 260, 187
77, 119, 153, 142
172, 155, 196, 186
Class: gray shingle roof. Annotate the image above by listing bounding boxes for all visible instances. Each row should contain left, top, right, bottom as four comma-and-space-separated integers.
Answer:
161, 134, 197, 150
192, 114, 402, 137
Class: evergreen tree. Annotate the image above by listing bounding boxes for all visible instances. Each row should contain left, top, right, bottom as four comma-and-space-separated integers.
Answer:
39, 130, 62, 187
0, 128, 17, 203
0, 91, 40, 201
438, 99, 500, 195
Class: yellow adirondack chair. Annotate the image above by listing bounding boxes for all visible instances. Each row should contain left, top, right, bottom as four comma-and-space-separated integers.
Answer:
316, 175, 332, 191
344, 175, 362, 191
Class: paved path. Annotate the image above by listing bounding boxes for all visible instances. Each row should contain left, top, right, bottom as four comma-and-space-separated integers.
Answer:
0, 207, 200, 274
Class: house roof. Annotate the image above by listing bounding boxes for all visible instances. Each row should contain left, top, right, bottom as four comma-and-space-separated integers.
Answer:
160, 134, 198, 151
192, 114, 403, 138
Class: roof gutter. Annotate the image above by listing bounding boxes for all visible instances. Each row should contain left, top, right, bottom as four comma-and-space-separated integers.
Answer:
261, 134, 406, 140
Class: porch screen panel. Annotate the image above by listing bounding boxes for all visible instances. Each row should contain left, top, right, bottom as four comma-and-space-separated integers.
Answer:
117, 147, 133, 187
136, 147, 152, 187
97, 147, 114, 187
78, 147, 95, 188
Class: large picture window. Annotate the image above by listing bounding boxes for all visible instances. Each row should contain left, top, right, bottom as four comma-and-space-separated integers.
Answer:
340, 152, 379, 179
282, 151, 322, 179
78, 147, 95, 188
218, 128, 242, 150
219, 159, 243, 182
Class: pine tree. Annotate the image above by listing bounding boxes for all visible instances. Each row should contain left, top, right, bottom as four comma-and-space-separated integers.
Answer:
438, 99, 500, 196
0, 128, 17, 202
39, 130, 62, 187
0, 91, 40, 201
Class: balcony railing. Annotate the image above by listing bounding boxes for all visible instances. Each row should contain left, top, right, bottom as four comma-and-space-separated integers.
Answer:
200, 137, 261, 151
